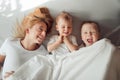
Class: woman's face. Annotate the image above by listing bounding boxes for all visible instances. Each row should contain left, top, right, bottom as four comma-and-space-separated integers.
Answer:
27, 21, 47, 45
56, 18, 72, 36
81, 23, 100, 46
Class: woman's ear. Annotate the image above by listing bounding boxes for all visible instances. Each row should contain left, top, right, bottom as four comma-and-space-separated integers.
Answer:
25, 28, 29, 34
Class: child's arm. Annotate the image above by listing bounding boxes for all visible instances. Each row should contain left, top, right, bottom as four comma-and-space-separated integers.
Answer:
63, 36, 78, 52
0, 55, 15, 79
4, 71, 15, 79
0, 55, 5, 70
47, 35, 63, 52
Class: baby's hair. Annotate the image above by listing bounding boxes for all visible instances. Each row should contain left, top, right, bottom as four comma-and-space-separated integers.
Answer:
55, 11, 72, 25
80, 21, 101, 34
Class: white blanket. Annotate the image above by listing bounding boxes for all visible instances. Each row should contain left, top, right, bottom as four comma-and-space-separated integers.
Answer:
6, 38, 116, 80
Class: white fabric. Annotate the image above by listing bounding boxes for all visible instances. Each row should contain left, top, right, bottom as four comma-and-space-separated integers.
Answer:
0, 73, 1, 80
48, 35, 78, 55
0, 37, 48, 79
6, 38, 116, 80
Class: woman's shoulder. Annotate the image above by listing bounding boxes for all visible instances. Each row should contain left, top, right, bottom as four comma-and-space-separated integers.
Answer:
5, 37, 19, 41
0, 37, 20, 50
4, 37, 20, 44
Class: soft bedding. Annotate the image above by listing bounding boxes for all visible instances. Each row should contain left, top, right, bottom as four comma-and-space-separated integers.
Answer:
6, 38, 118, 80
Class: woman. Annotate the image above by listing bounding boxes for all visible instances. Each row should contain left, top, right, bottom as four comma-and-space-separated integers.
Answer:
0, 7, 53, 79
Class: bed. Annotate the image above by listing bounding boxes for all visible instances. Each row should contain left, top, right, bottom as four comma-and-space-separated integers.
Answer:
0, 0, 120, 80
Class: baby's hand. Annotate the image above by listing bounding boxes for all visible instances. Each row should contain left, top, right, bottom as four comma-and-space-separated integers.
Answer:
63, 36, 69, 43
58, 35, 63, 43
63, 36, 67, 40
4, 71, 15, 79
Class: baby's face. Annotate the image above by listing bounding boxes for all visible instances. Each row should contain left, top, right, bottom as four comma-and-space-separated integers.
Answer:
81, 23, 100, 46
56, 18, 72, 36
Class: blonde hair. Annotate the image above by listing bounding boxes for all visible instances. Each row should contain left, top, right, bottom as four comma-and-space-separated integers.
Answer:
56, 11, 72, 25
14, 7, 54, 38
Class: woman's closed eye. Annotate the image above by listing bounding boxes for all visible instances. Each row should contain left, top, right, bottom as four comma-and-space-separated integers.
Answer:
39, 27, 43, 31
38, 26, 47, 33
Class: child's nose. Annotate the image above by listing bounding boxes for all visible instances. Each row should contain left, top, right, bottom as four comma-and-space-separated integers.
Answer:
88, 32, 92, 35
65, 27, 68, 31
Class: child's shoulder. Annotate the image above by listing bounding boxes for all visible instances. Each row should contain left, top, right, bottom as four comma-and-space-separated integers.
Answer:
70, 35, 76, 37
69, 35, 77, 39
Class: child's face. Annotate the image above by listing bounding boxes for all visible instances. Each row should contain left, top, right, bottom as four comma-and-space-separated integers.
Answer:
81, 23, 100, 46
56, 18, 72, 36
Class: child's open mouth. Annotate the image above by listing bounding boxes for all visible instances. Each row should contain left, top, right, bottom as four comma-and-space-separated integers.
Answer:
87, 39, 93, 44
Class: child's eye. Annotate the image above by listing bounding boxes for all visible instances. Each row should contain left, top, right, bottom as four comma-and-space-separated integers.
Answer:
62, 26, 65, 28
84, 32, 87, 34
92, 32, 96, 34
68, 27, 72, 29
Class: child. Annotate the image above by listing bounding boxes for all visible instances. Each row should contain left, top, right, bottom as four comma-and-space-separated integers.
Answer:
80, 21, 100, 47
47, 11, 78, 55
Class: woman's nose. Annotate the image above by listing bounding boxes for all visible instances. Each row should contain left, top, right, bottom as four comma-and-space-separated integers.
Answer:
41, 31, 46, 37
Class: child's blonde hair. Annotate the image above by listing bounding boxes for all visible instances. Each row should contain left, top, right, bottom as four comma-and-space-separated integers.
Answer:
14, 7, 54, 38
55, 11, 72, 25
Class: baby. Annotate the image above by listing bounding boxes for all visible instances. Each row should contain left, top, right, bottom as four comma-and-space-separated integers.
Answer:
47, 11, 78, 55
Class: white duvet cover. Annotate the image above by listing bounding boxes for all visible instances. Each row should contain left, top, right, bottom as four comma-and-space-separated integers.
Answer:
6, 38, 116, 80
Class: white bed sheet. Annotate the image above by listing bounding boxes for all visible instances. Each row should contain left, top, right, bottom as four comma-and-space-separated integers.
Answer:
6, 38, 117, 80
